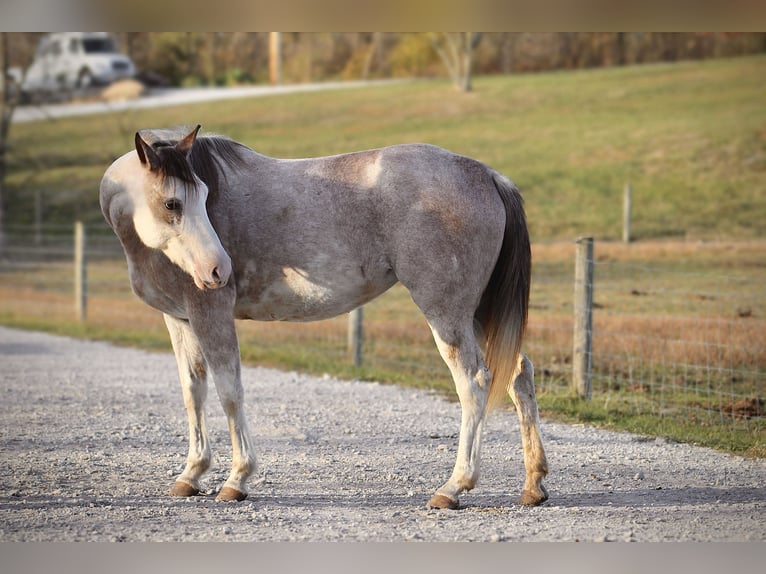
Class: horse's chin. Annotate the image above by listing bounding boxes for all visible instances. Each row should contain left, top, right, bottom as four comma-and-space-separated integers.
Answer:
192, 275, 209, 290
192, 272, 229, 291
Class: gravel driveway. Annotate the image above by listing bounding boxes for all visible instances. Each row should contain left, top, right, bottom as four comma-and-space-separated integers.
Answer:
11, 80, 405, 124
0, 325, 764, 542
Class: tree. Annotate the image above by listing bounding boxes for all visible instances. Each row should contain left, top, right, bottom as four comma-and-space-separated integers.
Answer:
0, 32, 18, 254
428, 32, 483, 92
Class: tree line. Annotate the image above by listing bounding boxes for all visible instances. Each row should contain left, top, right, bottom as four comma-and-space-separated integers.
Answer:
5, 32, 766, 89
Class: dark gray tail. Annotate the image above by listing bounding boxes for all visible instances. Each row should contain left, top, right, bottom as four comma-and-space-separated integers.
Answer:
475, 172, 531, 411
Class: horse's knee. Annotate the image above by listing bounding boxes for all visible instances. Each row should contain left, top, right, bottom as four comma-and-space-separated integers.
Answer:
215, 381, 245, 416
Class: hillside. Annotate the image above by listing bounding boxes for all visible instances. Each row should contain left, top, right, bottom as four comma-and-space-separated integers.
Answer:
5, 54, 765, 241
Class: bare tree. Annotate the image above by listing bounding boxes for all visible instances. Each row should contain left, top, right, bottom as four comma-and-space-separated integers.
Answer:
428, 32, 483, 92
362, 32, 382, 80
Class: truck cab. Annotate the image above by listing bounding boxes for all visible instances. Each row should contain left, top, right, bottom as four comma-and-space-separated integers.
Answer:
21, 33, 135, 101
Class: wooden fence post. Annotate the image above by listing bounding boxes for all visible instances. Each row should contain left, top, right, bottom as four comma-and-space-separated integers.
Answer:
35, 191, 43, 246
623, 183, 632, 244
74, 221, 86, 322
348, 306, 363, 367
573, 236, 594, 399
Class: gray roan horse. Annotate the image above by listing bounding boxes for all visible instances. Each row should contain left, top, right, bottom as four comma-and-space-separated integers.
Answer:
100, 125, 548, 509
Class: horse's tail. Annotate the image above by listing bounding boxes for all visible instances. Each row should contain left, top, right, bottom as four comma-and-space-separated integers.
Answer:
476, 171, 531, 412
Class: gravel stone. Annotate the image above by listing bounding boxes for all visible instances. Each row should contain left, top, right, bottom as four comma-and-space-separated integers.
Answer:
1, 326, 765, 541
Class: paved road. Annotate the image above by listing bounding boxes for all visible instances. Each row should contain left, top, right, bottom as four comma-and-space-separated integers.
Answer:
11, 80, 405, 123
1, 326, 764, 541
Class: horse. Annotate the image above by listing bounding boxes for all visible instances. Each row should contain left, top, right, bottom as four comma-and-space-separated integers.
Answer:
99, 125, 548, 509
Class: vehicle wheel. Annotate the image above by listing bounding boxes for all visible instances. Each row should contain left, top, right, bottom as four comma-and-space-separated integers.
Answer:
77, 69, 94, 89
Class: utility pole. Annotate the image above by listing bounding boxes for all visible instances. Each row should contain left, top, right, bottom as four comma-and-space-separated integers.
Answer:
269, 32, 282, 86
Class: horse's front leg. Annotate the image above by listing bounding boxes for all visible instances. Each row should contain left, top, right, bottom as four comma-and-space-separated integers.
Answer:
188, 311, 257, 502
164, 313, 211, 497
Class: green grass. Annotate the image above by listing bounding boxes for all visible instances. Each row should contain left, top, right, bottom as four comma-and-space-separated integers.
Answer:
537, 392, 765, 457
6, 55, 766, 241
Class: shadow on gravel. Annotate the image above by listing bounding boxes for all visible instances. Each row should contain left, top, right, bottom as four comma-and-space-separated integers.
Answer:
548, 486, 766, 508
0, 342, 53, 355
0, 493, 424, 511
2, 486, 764, 516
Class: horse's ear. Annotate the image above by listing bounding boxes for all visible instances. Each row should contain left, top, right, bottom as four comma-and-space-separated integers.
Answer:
135, 132, 161, 171
176, 124, 201, 157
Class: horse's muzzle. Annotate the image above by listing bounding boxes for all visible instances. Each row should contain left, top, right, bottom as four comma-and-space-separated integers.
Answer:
194, 255, 232, 291
203, 266, 228, 289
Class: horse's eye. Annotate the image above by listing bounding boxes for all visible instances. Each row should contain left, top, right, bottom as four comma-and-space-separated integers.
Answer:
164, 198, 182, 212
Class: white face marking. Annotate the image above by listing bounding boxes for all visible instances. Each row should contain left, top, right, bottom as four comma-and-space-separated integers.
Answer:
110, 150, 232, 290
132, 180, 172, 249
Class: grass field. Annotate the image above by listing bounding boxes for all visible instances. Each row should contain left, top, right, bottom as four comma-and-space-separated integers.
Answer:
2, 55, 765, 457
1, 238, 763, 457
6, 54, 766, 240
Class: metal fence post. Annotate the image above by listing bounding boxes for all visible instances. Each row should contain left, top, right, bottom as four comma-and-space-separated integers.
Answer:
74, 221, 87, 322
623, 183, 632, 244
573, 236, 594, 399
348, 306, 363, 367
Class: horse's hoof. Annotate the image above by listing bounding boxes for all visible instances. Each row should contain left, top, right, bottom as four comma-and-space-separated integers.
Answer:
427, 493, 460, 510
216, 486, 248, 502
169, 481, 200, 497
519, 485, 549, 506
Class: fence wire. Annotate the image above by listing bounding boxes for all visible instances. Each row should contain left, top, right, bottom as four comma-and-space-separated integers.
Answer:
589, 260, 764, 423
0, 225, 763, 431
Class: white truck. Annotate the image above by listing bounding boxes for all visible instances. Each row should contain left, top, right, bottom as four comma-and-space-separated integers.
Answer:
20, 32, 135, 102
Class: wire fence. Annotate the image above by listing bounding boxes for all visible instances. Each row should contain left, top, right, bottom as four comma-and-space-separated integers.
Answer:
0, 223, 763, 432
589, 257, 764, 423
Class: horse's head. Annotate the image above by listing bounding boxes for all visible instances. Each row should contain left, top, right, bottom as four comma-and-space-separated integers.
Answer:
100, 125, 232, 291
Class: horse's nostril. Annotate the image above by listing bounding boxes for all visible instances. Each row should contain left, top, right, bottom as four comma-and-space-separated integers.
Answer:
211, 267, 221, 282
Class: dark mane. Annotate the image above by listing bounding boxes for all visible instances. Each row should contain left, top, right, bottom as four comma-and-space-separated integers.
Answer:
149, 132, 250, 200
189, 137, 250, 199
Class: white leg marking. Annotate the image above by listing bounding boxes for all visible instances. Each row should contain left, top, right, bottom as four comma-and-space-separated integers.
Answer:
508, 354, 549, 505
188, 317, 257, 500
164, 314, 211, 494
429, 323, 490, 506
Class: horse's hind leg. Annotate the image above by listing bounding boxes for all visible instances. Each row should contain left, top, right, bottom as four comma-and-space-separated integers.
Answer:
164, 314, 211, 497
426, 318, 491, 510
508, 353, 549, 505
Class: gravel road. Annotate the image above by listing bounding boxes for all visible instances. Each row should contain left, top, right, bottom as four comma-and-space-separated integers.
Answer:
0, 325, 764, 542
11, 80, 405, 124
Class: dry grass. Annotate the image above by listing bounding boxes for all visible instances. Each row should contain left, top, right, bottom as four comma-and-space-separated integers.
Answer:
0, 238, 763, 455
3, 241, 762, 387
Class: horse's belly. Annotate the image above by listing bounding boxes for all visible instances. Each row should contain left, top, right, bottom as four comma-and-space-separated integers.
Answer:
234, 268, 396, 322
